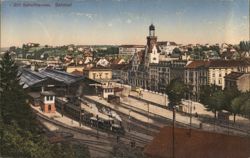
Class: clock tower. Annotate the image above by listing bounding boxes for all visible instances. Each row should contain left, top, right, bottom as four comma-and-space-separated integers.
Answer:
144, 24, 159, 66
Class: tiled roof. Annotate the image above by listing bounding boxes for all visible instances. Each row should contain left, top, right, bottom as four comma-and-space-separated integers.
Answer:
224, 72, 246, 79
70, 70, 83, 76
109, 58, 125, 64
185, 60, 210, 69
186, 60, 249, 69
110, 64, 128, 70
144, 126, 250, 158
208, 60, 246, 67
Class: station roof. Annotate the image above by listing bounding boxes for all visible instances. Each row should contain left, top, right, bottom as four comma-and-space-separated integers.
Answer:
40, 68, 84, 85
19, 68, 85, 88
20, 68, 47, 88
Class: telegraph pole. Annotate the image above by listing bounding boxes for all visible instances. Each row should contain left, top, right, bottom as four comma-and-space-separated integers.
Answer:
79, 105, 82, 127
172, 105, 176, 158
128, 109, 131, 132
96, 115, 99, 139
147, 103, 150, 135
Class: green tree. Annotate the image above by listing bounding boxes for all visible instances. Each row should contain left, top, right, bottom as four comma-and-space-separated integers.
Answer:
166, 79, 187, 107
200, 84, 220, 106
240, 96, 250, 118
230, 94, 248, 123
205, 90, 226, 118
0, 52, 36, 130
223, 87, 240, 111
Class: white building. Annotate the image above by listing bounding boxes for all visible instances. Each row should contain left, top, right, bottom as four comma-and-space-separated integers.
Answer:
96, 58, 110, 67
158, 41, 178, 56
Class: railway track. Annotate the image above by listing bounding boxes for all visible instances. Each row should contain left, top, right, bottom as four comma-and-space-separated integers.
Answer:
36, 110, 150, 149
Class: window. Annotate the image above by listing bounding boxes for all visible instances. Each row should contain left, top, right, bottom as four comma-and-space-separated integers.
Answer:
93, 73, 96, 79
105, 73, 109, 79
46, 96, 53, 101
218, 79, 222, 84
48, 105, 51, 111
212, 73, 215, 77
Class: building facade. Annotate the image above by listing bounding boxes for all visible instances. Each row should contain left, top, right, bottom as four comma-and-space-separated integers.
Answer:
224, 72, 250, 92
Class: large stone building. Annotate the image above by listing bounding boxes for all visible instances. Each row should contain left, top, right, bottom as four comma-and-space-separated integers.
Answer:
128, 24, 186, 92
128, 24, 160, 89
149, 60, 187, 92
185, 61, 210, 100
207, 60, 249, 89
224, 72, 250, 92
185, 60, 250, 100
83, 67, 114, 98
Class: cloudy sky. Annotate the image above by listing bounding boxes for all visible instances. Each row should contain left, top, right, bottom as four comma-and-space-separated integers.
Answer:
0, 0, 249, 47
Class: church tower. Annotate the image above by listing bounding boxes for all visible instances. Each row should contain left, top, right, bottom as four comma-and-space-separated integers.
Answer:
144, 24, 159, 66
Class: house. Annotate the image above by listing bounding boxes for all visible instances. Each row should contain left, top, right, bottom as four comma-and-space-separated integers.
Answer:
96, 58, 110, 67
40, 91, 56, 113
83, 67, 114, 98
185, 60, 210, 100
148, 60, 187, 92
110, 64, 129, 80
109, 58, 126, 65
66, 64, 85, 73
144, 126, 250, 158
208, 60, 249, 89
157, 41, 178, 56
224, 72, 250, 92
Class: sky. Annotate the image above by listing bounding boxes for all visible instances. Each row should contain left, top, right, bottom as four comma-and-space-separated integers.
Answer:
0, 0, 249, 47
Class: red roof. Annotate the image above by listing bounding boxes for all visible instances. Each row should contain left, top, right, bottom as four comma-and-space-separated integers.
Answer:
144, 126, 250, 158
186, 60, 249, 69
209, 60, 247, 68
70, 70, 83, 76
185, 60, 210, 69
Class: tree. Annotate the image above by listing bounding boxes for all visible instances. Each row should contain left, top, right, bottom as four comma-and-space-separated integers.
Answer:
240, 93, 250, 118
230, 94, 248, 123
200, 84, 220, 106
0, 52, 36, 130
223, 87, 240, 111
205, 90, 226, 118
166, 79, 187, 107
